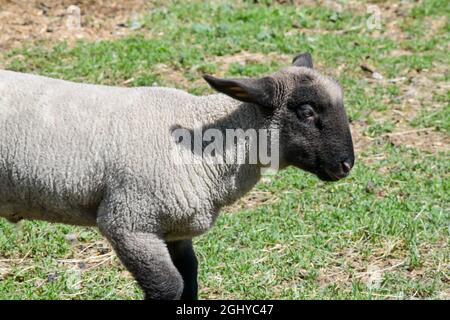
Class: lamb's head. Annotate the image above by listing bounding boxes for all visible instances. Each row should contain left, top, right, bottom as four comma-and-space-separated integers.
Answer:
203, 53, 354, 181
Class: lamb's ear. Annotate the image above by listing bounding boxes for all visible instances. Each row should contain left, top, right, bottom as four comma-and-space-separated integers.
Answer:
203, 74, 275, 108
292, 52, 314, 68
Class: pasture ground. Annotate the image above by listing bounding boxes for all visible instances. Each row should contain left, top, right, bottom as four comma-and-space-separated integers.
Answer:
0, 0, 448, 299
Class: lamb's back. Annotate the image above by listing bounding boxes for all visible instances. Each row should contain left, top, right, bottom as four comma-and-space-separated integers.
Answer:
0, 70, 197, 225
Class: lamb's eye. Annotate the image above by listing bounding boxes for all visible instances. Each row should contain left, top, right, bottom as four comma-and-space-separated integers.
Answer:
295, 104, 315, 122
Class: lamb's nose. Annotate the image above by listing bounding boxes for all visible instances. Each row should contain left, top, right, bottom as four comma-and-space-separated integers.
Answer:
341, 161, 351, 174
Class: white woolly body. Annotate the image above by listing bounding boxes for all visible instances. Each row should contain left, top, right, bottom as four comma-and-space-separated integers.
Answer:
0, 70, 264, 240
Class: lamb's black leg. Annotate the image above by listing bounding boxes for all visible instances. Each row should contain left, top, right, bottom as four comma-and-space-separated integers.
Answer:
98, 222, 183, 299
167, 239, 198, 300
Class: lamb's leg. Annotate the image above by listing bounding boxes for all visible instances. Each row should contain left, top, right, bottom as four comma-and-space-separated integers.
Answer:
98, 223, 183, 300
167, 239, 198, 300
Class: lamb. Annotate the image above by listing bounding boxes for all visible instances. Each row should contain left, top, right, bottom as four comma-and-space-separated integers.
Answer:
0, 53, 354, 299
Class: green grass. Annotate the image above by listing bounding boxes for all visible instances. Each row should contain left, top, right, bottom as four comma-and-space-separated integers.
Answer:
0, 0, 448, 299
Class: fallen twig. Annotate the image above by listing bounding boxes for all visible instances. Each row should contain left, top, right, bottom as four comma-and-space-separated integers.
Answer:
382, 128, 435, 137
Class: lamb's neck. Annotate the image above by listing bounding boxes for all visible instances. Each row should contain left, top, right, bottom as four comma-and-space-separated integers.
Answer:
192, 94, 274, 207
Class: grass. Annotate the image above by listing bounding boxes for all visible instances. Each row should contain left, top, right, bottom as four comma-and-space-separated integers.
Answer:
0, 0, 449, 299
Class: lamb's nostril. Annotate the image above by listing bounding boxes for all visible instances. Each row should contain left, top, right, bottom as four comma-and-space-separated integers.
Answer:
341, 161, 351, 174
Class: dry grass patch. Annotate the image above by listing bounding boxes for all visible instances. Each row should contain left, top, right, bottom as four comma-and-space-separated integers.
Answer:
0, 0, 150, 49
224, 190, 279, 214
386, 128, 450, 153
213, 51, 290, 76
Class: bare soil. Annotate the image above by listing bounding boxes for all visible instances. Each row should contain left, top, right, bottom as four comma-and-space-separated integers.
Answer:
0, 0, 150, 49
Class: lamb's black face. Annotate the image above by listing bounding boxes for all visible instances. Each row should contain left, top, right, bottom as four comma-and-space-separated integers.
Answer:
277, 68, 355, 181
203, 52, 355, 181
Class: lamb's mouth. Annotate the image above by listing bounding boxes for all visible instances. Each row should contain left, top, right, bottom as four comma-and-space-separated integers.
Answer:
314, 167, 348, 182
292, 163, 337, 182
